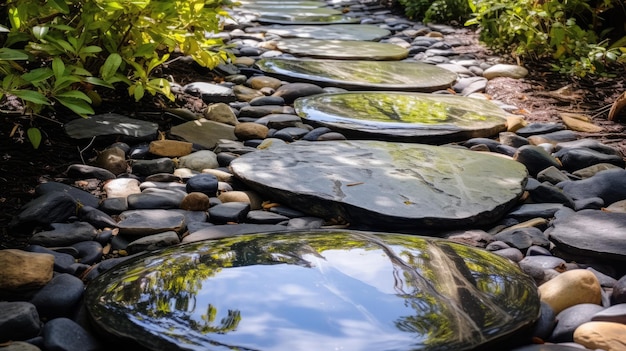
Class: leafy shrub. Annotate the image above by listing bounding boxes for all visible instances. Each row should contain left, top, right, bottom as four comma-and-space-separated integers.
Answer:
466, 0, 625, 76
397, 0, 472, 24
0, 0, 232, 121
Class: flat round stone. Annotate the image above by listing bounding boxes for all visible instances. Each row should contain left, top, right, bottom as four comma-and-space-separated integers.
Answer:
276, 39, 408, 60
230, 140, 527, 230
260, 24, 390, 40
239, 0, 326, 8
85, 231, 540, 351
294, 92, 508, 143
256, 58, 456, 92
258, 15, 360, 25
64, 113, 158, 140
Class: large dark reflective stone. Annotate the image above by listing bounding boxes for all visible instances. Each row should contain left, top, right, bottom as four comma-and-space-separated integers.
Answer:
256, 58, 457, 92
295, 92, 508, 142
85, 231, 539, 351
259, 24, 391, 41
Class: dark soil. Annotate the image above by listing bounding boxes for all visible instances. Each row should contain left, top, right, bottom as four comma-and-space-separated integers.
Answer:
2, 30, 626, 248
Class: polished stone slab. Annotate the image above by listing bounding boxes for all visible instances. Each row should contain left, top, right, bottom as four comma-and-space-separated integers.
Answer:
256, 58, 456, 91
85, 230, 539, 351
276, 39, 408, 60
230, 140, 527, 230
259, 24, 390, 40
294, 92, 508, 142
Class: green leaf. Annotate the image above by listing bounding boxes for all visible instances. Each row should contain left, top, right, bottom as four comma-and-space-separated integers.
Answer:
101, 53, 122, 80
52, 57, 65, 79
12, 90, 51, 105
55, 90, 92, 103
53, 75, 82, 90
131, 84, 145, 101
84, 77, 114, 89
21, 68, 54, 83
27, 128, 42, 149
48, 0, 70, 14
55, 96, 95, 116
0, 48, 29, 61
79, 46, 102, 54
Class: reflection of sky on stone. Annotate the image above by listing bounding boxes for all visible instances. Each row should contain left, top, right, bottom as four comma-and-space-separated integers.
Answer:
181, 248, 420, 350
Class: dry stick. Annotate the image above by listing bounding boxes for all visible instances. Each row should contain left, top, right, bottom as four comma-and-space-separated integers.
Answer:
78, 136, 96, 165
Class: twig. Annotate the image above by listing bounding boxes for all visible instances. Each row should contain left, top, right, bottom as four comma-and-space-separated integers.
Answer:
78, 136, 96, 164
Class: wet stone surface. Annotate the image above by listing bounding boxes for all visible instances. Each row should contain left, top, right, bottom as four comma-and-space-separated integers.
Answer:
294, 92, 509, 143
256, 58, 457, 91
85, 231, 540, 351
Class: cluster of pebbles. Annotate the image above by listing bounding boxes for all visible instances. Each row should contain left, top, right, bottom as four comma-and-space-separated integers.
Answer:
2, 1, 626, 350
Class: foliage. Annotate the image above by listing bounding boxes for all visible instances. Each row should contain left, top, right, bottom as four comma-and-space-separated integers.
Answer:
397, 0, 472, 24
0, 0, 232, 125
465, 0, 626, 77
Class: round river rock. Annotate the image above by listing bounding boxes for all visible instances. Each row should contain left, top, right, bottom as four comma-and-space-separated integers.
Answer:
85, 231, 540, 351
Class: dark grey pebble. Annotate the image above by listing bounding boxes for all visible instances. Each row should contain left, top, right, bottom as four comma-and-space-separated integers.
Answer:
30, 274, 84, 320
131, 158, 175, 176
611, 275, 626, 305
127, 231, 181, 254
127, 189, 184, 209
186, 173, 219, 197
0, 301, 41, 342
268, 205, 306, 218
549, 303, 605, 342
513, 145, 561, 177
536, 166, 571, 184
66, 164, 116, 180
515, 122, 565, 137
494, 227, 549, 251
485, 240, 510, 251
591, 303, 626, 323
246, 210, 290, 224
587, 267, 618, 288
526, 245, 552, 256
507, 203, 565, 221
250, 96, 285, 106
208, 202, 251, 224
71, 241, 103, 265
272, 82, 324, 103
11, 193, 77, 228
558, 169, 626, 204
492, 247, 524, 262
527, 183, 575, 208
573, 197, 604, 210
78, 205, 118, 229
42, 318, 102, 351
519, 255, 566, 271
98, 197, 128, 214
532, 301, 556, 340
30, 222, 97, 247
554, 147, 625, 172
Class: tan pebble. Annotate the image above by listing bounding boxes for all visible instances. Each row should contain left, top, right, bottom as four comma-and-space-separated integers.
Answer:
218, 190, 264, 210
95, 147, 127, 175
538, 269, 601, 314
181, 192, 211, 211
201, 169, 233, 182
574, 321, 626, 351
234, 122, 269, 140
0, 250, 54, 290
246, 76, 283, 90
603, 199, 626, 213
425, 31, 443, 38
505, 115, 527, 132
503, 218, 548, 231
203, 103, 239, 126
234, 56, 256, 67
149, 140, 193, 157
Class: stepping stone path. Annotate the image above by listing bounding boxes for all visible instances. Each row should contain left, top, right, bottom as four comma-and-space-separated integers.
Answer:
256, 58, 457, 91
85, 231, 539, 351
294, 92, 509, 142
4, 0, 626, 350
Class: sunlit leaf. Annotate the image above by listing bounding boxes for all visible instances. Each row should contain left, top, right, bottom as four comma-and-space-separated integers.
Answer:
12, 90, 51, 105
101, 53, 122, 80
49, 0, 70, 14
27, 127, 42, 149
55, 96, 95, 116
